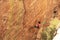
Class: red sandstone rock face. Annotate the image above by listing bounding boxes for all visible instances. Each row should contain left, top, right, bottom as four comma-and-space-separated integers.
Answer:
23, 0, 60, 40
0, 0, 24, 40
0, 0, 60, 40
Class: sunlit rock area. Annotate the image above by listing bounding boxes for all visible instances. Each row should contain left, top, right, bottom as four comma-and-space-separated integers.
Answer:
0, 0, 60, 40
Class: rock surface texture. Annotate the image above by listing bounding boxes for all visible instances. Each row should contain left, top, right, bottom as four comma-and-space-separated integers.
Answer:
0, 0, 60, 40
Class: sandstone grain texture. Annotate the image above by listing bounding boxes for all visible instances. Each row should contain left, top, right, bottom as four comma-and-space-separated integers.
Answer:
0, 0, 60, 40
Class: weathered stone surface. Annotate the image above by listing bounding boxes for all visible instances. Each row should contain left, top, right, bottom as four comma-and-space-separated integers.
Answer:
0, 0, 24, 40
0, 0, 60, 40
23, 0, 60, 40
